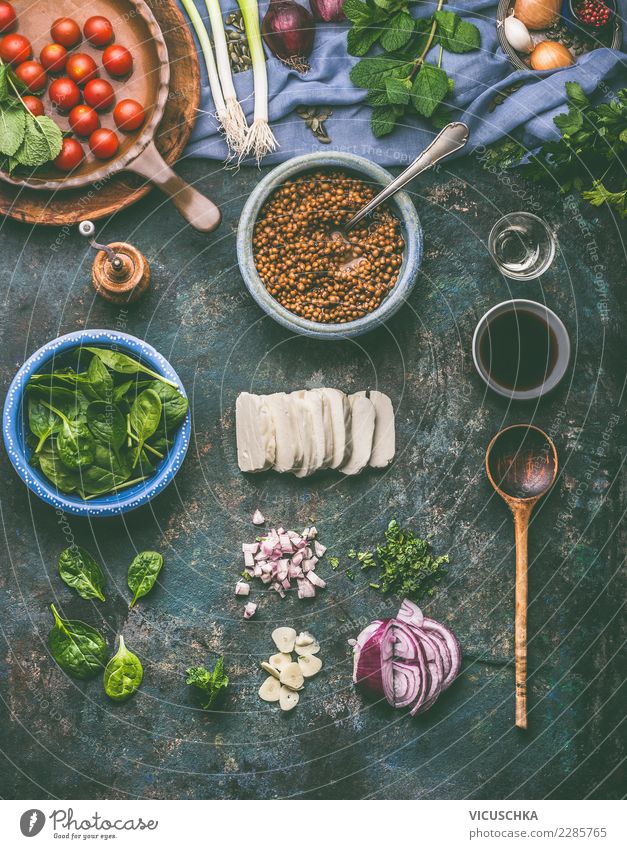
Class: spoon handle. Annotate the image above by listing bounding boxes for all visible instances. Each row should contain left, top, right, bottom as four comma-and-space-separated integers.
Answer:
513, 505, 532, 729
344, 122, 470, 231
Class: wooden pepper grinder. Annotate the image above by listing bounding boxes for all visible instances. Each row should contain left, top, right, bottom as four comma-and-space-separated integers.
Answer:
79, 220, 151, 304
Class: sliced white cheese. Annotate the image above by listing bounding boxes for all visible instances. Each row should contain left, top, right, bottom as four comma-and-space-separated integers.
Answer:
235, 393, 275, 473
355, 390, 395, 468
312, 389, 334, 469
321, 388, 351, 469
265, 392, 303, 473
290, 390, 327, 477
339, 394, 375, 476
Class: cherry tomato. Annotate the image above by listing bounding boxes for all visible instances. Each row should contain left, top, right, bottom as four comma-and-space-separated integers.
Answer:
89, 127, 119, 159
68, 104, 100, 137
102, 44, 132, 77
50, 17, 81, 49
54, 137, 84, 171
48, 76, 81, 111
83, 15, 113, 47
0, 2, 16, 34
83, 78, 115, 111
40, 43, 67, 73
0, 32, 31, 65
113, 99, 145, 132
66, 52, 98, 86
22, 95, 44, 116
15, 60, 47, 93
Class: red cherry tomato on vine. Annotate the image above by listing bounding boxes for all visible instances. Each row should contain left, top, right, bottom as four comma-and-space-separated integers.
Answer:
66, 52, 98, 86
102, 44, 132, 77
0, 2, 16, 34
69, 104, 100, 137
40, 43, 67, 73
89, 127, 119, 159
83, 78, 115, 111
15, 60, 47, 93
83, 15, 113, 47
22, 95, 44, 116
54, 137, 84, 171
49, 76, 81, 110
0, 32, 31, 65
50, 17, 81, 48
113, 99, 145, 132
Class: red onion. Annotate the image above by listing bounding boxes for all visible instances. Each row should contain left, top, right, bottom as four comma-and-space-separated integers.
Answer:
262, 0, 316, 73
309, 0, 346, 22
352, 601, 462, 716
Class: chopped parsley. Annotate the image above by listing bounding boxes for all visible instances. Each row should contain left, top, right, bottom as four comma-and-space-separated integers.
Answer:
185, 658, 229, 710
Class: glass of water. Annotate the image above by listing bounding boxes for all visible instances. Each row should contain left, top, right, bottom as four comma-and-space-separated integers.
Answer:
488, 212, 556, 280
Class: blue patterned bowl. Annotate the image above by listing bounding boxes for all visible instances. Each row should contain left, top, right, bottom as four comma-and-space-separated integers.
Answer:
237, 152, 423, 339
3, 330, 191, 517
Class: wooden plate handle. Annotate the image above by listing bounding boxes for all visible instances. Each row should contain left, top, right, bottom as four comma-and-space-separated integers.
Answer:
512, 503, 533, 729
126, 141, 221, 233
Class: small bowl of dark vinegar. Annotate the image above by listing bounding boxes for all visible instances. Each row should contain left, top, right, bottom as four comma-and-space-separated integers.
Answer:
472, 299, 571, 400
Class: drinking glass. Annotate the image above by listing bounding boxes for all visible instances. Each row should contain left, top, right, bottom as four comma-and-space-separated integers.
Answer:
488, 212, 556, 280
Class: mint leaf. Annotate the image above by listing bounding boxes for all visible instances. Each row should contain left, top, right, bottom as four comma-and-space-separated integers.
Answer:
366, 87, 392, 106
380, 11, 415, 52
411, 63, 449, 117
348, 25, 383, 57
385, 76, 411, 105
343, 0, 386, 25
0, 104, 25, 157
444, 19, 481, 53
371, 105, 402, 138
350, 56, 413, 90
434, 9, 457, 41
14, 114, 62, 167
0, 63, 9, 102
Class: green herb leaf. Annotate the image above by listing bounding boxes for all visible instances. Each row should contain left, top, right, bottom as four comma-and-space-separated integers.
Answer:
33, 443, 82, 493
79, 444, 131, 495
350, 55, 413, 90
147, 381, 189, 431
371, 104, 404, 137
28, 397, 61, 453
347, 24, 384, 56
380, 11, 415, 52
0, 102, 25, 157
86, 353, 114, 401
384, 75, 411, 105
104, 635, 143, 701
186, 658, 229, 709
581, 180, 626, 217
127, 550, 164, 607
565, 81, 588, 109
411, 63, 449, 117
87, 401, 126, 454
58, 546, 107, 602
14, 114, 62, 167
48, 603, 108, 679
442, 19, 481, 53
129, 388, 162, 467
85, 348, 178, 388
57, 418, 96, 469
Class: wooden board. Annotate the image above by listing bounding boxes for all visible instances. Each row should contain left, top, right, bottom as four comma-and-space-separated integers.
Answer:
0, 0, 200, 226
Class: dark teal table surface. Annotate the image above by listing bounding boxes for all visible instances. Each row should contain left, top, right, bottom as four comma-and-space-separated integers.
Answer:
0, 157, 624, 800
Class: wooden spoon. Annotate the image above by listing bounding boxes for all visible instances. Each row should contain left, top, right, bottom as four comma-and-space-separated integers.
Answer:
485, 424, 558, 729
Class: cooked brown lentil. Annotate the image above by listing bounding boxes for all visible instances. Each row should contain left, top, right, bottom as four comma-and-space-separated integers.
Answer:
252, 170, 405, 324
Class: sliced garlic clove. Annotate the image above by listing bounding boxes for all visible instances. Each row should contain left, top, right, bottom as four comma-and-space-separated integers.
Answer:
295, 630, 315, 647
294, 639, 320, 656
298, 654, 322, 677
279, 686, 299, 711
259, 676, 281, 702
272, 627, 297, 654
269, 652, 293, 671
279, 662, 304, 691
261, 661, 280, 679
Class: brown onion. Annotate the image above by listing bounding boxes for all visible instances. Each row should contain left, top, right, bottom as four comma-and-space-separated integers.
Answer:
514, 0, 561, 29
530, 40, 574, 70
262, 0, 315, 73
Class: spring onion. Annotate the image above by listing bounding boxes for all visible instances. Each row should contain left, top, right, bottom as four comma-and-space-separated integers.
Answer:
237, 0, 279, 163
205, 0, 248, 153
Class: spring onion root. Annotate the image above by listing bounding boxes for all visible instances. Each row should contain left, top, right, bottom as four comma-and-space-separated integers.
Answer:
205, 0, 248, 153
237, 0, 279, 163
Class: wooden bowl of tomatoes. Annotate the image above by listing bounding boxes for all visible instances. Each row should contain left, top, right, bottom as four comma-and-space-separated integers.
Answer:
0, 0, 220, 232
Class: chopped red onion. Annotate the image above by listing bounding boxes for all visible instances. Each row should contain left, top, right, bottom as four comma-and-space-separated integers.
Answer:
252, 509, 265, 525
244, 602, 257, 619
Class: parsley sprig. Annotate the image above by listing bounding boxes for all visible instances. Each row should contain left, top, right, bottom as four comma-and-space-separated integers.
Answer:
186, 658, 229, 710
349, 519, 449, 600
345, 0, 481, 137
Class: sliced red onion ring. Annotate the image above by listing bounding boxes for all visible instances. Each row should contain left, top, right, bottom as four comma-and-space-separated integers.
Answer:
422, 617, 462, 689
397, 598, 424, 629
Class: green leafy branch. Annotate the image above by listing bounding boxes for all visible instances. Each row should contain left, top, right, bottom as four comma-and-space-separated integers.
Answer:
344, 0, 481, 137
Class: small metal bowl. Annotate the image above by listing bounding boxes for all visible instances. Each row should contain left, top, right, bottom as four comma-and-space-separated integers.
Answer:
236, 152, 422, 340
472, 299, 571, 400
3, 330, 191, 517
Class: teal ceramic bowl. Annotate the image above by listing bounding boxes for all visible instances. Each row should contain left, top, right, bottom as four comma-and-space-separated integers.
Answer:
237, 152, 422, 339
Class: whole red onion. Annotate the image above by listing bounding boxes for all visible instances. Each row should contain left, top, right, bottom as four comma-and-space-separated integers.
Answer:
309, 0, 346, 22
262, 0, 316, 73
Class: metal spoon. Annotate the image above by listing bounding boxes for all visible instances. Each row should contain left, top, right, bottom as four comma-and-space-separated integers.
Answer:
485, 424, 558, 730
344, 122, 470, 232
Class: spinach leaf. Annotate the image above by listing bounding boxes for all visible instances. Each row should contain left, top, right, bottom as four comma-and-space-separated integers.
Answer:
33, 444, 82, 494
87, 401, 126, 455
58, 546, 106, 602
103, 635, 143, 701
58, 418, 96, 469
28, 397, 60, 453
48, 603, 108, 679
129, 389, 162, 467
86, 353, 114, 401
148, 382, 189, 431
85, 348, 178, 389
80, 444, 131, 495
186, 658, 229, 709
127, 551, 164, 607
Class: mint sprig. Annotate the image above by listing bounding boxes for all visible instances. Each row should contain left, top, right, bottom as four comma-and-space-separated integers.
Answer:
345, 0, 481, 138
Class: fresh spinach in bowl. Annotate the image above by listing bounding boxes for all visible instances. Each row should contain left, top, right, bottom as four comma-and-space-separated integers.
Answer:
24, 346, 188, 500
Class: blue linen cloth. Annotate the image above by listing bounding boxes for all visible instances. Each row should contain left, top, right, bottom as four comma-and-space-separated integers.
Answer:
179, 0, 627, 165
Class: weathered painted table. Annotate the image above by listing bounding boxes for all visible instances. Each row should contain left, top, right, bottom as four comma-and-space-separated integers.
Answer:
0, 155, 624, 800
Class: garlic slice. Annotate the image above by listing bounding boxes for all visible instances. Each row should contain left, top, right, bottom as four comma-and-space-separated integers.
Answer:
279, 662, 304, 691
298, 654, 322, 677
261, 661, 280, 679
294, 638, 320, 656
259, 676, 281, 702
279, 686, 299, 711
269, 652, 292, 671
272, 627, 297, 654
295, 631, 315, 647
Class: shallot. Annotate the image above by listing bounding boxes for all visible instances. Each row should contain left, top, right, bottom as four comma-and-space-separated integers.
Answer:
309, 0, 345, 22
262, 0, 315, 73
503, 14, 533, 53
